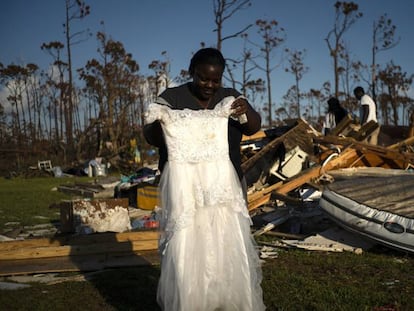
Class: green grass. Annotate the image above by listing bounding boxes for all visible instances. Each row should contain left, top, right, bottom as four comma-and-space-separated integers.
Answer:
0, 176, 91, 230
0, 177, 414, 310
261, 250, 414, 310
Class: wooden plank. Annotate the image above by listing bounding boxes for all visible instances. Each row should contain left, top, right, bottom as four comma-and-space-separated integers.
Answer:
329, 114, 353, 136
0, 250, 160, 276
242, 119, 317, 173
247, 181, 283, 203
242, 130, 266, 141
248, 194, 272, 211
314, 136, 414, 165
275, 148, 360, 195
347, 120, 378, 141
387, 136, 414, 150
0, 239, 158, 260
0, 231, 159, 252
247, 148, 360, 210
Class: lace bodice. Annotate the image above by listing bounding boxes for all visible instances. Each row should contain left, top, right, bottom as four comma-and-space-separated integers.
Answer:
145, 96, 236, 163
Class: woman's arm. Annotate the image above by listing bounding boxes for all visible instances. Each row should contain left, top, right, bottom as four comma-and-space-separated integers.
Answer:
143, 120, 165, 147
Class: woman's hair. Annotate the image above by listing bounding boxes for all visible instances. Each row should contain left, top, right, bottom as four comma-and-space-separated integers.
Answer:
353, 86, 364, 94
327, 97, 340, 110
188, 48, 226, 75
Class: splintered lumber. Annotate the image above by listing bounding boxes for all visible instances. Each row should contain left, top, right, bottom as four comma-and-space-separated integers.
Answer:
247, 181, 283, 203
275, 148, 360, 195
0, 231, 157, 252
314, 136, 414, 168
247, 181, 282, 211
387, 136, 414, 150
248, 148, 360, 210
0, 241, 157, 260
0, 231, 160, 275
347, 120, 379, 141
248, 194, 272, 211
329, 114, 353, 136
0, 231, 159, 261
242, 119, 318, 173
242, 130, 266, 141
0, 250, 160, 276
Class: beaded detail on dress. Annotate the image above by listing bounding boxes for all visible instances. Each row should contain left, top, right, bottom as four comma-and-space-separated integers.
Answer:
145, 97, 234, 163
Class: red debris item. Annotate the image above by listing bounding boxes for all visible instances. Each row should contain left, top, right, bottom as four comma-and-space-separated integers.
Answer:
144, 220, 159, 229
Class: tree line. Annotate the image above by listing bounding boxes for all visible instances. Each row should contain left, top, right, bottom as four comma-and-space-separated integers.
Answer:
0, 0, 413, 173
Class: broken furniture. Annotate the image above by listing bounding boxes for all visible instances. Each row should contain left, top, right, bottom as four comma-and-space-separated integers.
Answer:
38, 160, 53, 172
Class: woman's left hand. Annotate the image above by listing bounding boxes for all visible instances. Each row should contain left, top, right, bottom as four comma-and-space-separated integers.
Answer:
231, 97, 248, 117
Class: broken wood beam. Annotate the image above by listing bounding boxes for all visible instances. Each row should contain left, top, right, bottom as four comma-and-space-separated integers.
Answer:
247, 181, 283, 203
0, 231, 158, 251
314, 136, 414, 166
242, 133, 284, 173
0, 240, 157, 260
242, 119, 318, 173
275, 148, 360, 195
0, 250, 160, 276
347, 120, 378, 141
0, 231, 159, 261
248, 194, 272, 211
247, 148, 360, 210
387, 136, 414, 150
329, 114, 353, 136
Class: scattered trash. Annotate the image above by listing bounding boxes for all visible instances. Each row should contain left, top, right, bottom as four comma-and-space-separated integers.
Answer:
259, 246, 279, 259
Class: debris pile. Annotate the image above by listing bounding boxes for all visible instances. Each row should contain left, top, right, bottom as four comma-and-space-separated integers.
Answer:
242, 118, 414, 213
1, 117, 413, 277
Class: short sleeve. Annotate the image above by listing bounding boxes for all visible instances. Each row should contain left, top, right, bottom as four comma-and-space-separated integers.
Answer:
144, 103, 168, 124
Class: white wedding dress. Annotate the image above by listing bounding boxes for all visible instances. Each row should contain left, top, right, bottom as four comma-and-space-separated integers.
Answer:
145, 96, 265, 311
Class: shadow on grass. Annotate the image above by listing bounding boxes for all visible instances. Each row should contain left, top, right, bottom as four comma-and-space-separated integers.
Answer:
89, 265, 162, 310
61, 230, 162, 310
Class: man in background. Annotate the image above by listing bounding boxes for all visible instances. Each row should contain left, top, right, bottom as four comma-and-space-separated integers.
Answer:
353, 86, 380, 145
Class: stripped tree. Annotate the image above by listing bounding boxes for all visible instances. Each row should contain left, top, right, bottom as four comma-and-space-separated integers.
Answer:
371, 14, 400, 102
325, 1, 362, 98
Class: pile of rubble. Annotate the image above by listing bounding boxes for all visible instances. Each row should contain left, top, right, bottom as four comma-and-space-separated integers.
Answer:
1, 117, 413, 277
242, 117, 414, 213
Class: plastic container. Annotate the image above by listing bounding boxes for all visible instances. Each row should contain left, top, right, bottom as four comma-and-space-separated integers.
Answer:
92, 164, 107, 177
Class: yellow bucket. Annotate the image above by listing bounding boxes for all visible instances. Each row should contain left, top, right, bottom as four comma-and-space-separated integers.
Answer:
137, 185, 159, 210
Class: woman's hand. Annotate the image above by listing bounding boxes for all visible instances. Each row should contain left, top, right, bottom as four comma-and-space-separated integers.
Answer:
231, 96, 262, 135
231, 97, 248, 117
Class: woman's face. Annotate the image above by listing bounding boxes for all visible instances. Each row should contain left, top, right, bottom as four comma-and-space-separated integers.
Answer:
192, 64, 223, 100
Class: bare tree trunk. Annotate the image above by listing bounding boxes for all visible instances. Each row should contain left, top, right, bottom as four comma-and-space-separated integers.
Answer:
65, 0, 74, 155
265, 50, 272, 126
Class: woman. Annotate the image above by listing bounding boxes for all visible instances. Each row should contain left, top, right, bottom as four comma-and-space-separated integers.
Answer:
322, 97, 348, 135
144, 48, 265, 311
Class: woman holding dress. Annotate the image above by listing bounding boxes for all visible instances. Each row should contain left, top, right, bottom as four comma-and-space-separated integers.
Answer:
144, 47, 265, 311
